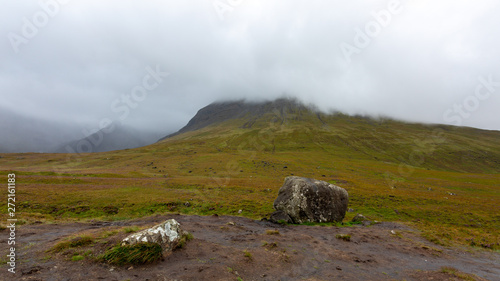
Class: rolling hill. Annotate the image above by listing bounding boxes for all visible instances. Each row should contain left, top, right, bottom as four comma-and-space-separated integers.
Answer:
158, 98, 500, 174
0, 97, 499, 252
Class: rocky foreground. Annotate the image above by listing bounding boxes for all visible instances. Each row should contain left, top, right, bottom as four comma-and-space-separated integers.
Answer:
1, 214, 498, 281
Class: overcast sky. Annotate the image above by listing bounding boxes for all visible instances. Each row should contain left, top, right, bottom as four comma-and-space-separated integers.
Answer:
1, 0, 500, 138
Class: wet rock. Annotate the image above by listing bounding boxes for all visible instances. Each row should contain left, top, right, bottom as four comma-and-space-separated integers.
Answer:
362, 221, 372, 226
272, 176, 349, 224
351, 214, 368, 223
121, 219, 188, 255
270, 210, 292, 224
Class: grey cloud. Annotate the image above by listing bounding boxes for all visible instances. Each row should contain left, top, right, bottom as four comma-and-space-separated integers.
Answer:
1, 0, 499, 152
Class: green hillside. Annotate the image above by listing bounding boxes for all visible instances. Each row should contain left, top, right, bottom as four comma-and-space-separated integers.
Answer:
159, 99, 500, 173
1, 98, 499, 249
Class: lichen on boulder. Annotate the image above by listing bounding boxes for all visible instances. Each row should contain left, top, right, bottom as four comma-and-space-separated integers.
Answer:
270, 176, 349, 224
121, 219, 188, 255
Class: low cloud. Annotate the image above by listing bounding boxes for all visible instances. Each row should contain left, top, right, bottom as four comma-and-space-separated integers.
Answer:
1, 0, 499, 146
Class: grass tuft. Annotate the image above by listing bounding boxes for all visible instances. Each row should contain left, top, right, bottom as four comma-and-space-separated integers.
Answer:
99, 230, 119, 239
176, 232, 194, 249
123, 226, 141, 233
265, 229, 280, 235
262, 241, 278, 250
71, 255, 85, 262
51, 236, 94, 252
99, 242, 163, 266
335, 234, 351, 241
243, 249, 253, 261
440, 266, 478, 281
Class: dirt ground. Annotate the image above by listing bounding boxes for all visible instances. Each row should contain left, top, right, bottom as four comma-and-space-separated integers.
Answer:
1, 214, 498, 281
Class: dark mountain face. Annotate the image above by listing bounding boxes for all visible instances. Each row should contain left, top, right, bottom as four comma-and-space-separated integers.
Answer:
159, 98, 314, 140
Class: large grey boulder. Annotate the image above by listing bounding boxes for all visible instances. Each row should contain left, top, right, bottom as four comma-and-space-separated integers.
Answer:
271, 176, 349, 224
121, 219, 187, 255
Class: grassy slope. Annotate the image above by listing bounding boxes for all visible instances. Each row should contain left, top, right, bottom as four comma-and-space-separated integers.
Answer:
0, 106, 499, 250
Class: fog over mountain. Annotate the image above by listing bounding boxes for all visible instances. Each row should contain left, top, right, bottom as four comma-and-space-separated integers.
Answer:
0, 106, 81, 153
1, 1, 500, 152
0, 106, 163, 153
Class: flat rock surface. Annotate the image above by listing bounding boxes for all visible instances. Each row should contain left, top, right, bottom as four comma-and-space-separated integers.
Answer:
1, 214, 498, 281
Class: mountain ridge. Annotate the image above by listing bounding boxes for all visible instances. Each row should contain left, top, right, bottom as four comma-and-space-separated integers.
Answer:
159, 98, 315, 141
156, 98, 500, 173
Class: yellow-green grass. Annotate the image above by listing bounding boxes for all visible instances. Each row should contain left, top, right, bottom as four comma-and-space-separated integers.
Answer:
99, 242, 163, 265
440, 266, 483, 281
2, 152, 498, 250
1, 111, 499, 250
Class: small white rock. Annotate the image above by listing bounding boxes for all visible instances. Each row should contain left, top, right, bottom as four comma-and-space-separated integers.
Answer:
121, 219, 186, 255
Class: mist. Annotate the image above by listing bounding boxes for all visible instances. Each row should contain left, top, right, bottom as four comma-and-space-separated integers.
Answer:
1, 0, 500, 152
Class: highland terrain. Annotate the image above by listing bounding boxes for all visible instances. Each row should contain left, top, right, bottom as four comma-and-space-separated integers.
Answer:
0, 98, 499, 280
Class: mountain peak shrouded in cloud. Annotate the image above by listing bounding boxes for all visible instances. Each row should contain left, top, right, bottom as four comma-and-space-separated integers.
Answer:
155, 97, 500, 174
159, 97, 310, 140
1, 0, 500, 147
